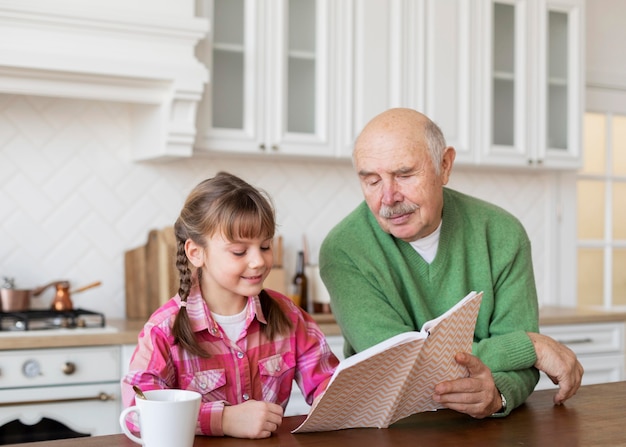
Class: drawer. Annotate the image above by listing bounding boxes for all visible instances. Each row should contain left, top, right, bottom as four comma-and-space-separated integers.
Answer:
0, 346, 121, 389
535, 354, 624, 390
539, 322, 624, 356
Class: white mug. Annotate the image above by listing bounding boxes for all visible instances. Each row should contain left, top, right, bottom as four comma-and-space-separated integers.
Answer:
119, 389, 201, 447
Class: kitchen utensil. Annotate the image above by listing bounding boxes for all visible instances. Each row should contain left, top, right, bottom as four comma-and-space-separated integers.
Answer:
133, 385, 147, 400
1, 277, 36, 312
33, 280, 102, 311
0, 288, 32, 312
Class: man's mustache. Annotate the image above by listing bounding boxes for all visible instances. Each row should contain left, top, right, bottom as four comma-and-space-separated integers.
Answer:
379, 203, 419, 218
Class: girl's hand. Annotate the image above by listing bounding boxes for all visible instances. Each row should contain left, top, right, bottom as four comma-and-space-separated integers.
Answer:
222, 400, 284, 438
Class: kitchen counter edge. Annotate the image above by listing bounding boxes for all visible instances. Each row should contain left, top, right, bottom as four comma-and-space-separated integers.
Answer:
1, 307, 624, 351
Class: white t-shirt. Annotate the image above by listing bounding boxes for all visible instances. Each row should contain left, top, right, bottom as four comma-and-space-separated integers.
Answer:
408, 220, 442, 264
212, 306, 247, 342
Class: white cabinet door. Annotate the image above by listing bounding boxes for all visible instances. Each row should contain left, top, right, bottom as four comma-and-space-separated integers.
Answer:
337, 0, 398, 158
535, 0, 584, 168
421, 0, 476, 165
478, 0, 583, 169
478, 0, 530, 167
195, 0, 340, 158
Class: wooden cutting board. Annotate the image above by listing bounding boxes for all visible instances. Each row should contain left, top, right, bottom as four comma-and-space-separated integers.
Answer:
125, 227, 178, 319
124, 244, 148, 319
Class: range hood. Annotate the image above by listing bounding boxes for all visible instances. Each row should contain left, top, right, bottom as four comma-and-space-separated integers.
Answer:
0, 0, 209, 161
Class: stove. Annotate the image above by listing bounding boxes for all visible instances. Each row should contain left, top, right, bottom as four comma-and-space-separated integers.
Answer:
0, 308, 106, 331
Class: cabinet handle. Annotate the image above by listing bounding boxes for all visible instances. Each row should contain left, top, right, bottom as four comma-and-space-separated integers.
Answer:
271, 145, 279, 151
0, 392, 116, 407
259, 144, 266, 151
556, 338, 593, 345
63, 361, 76, 375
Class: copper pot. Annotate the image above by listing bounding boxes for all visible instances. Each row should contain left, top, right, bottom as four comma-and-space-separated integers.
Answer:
34, 280, 102, 311
0, 288, 32, 312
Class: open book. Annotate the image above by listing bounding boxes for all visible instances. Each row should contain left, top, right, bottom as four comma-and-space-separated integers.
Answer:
293, 291, 483, 433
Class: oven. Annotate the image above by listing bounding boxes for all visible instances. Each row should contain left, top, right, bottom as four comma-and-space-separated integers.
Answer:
0, 309, 121, 444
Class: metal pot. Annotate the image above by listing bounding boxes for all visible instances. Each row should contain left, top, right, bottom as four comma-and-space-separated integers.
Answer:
0, 288, 32, 312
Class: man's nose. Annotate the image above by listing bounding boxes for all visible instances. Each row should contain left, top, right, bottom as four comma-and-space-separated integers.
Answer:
381, 181, 401, 204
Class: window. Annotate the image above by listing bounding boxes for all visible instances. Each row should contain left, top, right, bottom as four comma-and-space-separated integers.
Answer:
577, 112, 626, 309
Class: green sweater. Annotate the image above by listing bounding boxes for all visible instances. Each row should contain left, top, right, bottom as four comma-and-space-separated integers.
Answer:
319, 187, 540, 416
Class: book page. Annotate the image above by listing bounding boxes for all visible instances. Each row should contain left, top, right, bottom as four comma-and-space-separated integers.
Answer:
389, 291, 483, 423
328, 331, 427, 384
293, 336, 425, 432
421, 291, 481, 333
292, 290, 483, 433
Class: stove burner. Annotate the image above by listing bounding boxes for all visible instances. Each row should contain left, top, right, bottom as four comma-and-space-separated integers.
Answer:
0, 308, 106, 331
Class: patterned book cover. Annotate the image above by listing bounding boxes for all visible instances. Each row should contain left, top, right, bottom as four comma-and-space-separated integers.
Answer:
292, 291, 483, 433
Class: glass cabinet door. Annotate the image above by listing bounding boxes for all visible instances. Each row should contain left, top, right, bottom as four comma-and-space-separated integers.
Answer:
539, 0, 582, 168
482, 0, 582, 168
486, 0, 528, 163
211, 0, 245, 130
286, 0, 316, 134
546, 10, 568, 150
195, 0, 261, 153
196, 0, 336, 157
479, 0, 529, 166
492, 2, 516, 147
268, 0, 334, 157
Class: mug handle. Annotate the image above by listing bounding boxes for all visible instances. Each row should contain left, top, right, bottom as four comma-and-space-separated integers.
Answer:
119, 406, 144, 445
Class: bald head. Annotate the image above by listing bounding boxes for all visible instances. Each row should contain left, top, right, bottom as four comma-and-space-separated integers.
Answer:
354, 108, 447, 175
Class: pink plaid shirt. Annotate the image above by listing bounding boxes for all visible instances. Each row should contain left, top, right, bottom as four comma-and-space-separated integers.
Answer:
121, 286, 339, 436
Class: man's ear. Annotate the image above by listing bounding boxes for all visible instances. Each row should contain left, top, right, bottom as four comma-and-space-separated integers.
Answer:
440, 146, 456, 185
185, 239, 205, 268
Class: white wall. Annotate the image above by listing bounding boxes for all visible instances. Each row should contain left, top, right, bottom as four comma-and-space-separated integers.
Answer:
0, 93, 560, 319
586, 0, 626, 88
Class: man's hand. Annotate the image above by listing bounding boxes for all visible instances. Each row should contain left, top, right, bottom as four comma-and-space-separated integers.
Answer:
527, 332, 584, 405
432, 352, 502, 418
222, 400, 283, 439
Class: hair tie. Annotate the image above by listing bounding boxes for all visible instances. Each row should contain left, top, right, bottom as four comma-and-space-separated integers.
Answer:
180, 300, 187, 308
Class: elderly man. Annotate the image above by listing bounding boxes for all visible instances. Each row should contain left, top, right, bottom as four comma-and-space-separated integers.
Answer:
319, 108, 583, 418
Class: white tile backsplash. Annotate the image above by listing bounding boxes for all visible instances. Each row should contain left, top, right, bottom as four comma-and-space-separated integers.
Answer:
0, 94, 554, 318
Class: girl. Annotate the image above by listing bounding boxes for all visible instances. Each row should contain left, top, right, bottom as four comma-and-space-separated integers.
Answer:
122, 172, 339, 439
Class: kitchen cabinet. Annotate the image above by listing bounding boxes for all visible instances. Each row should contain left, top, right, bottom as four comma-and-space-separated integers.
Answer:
535, 321, 625, 390
0, 346, 122, 439
477, 0, 584, 169
194, 0, 584, 167
395, 0, 477, 165
195, 0, 341, 158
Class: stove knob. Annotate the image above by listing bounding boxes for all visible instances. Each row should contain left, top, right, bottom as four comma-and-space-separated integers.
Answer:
22, 359, 41, 378
63, 361, 76, 375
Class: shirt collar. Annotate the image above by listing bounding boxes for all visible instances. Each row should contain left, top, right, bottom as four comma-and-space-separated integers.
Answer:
182, 285, 268, 334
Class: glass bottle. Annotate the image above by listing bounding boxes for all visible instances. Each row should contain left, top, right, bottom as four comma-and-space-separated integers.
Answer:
291, 251, 309, 313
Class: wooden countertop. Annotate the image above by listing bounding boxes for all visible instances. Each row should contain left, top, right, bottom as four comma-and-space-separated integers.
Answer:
1, 307, 624, 351
0, 319, 144, 351
538, 305, 626, 325
6, 381, 626, 447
